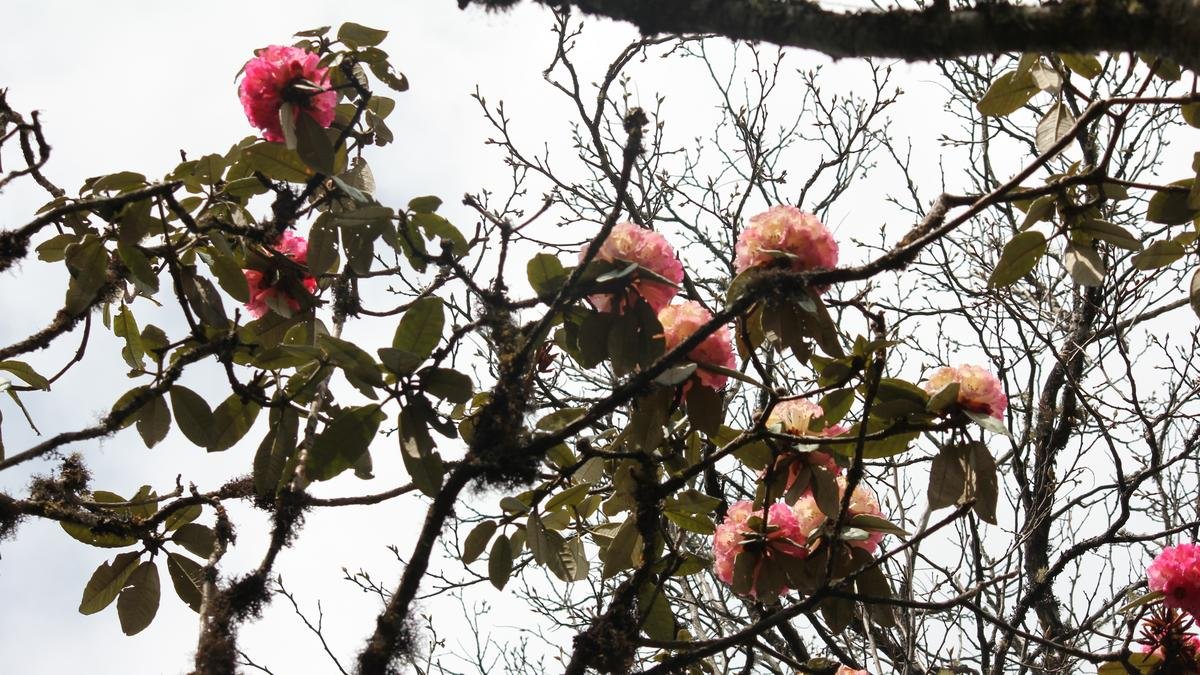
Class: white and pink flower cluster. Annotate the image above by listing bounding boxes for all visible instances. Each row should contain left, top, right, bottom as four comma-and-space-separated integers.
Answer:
733, 205, 839, 280
922, 364, 1008, 420
712, 398, 888, 601
583, 222, 735, 391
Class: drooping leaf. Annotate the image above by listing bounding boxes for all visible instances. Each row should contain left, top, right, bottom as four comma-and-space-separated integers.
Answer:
79, 552, 141, 615
172, 524, 217, 560
208, 395, 260, 452
1034, 103, 1075, 155
976, 70, 1040, 117
988, 231, 1047, 288
166, 552, 204, 612
462, 520, 497, 565
116, 561, 160, 635
170, 386, 214, 448
393, 297, 444, 361
1131, 240, 1186, 270
488, 534, 513, 591
307, 405, 385, 481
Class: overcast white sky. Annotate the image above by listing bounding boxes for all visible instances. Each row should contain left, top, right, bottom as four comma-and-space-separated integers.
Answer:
0, 2, 965, 674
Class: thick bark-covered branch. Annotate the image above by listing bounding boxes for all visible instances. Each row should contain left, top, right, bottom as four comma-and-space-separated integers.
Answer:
463, 0, 1200, 71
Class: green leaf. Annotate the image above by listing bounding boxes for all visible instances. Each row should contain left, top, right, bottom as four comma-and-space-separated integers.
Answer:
320, 334, 384, 387
527, 253, 567, 298
307, 405, 386, 481
172, 524, 216, 559
63, 236, 109, 315
1146, 181, 1198, 225
407, 195, 442, 213
420, 368, 473, 403
964, 409, 1010, 437
1131, 240, 1186, 270
0, 361, 49, 390
136, 394, 171, 449
377, 348, 424, 376
1076, 219, 1143, 251
338, 21, 388, 47
181, 270, 229, 329
166, 552, 204, 612
1063, 242, 1106, 286
208, 395, 261, 452
685, 384, 723, 436
638, 584, 676, 641
462, 520, 497, 565
295, 111, 336, 175
1058, 53, 1102, 79
206, 247, 249, 303
976, 70, 1039, 117
393, 297, 444, 360
1184, 103, 1200, 129
1035, 103, 1075, 155
664, 510, 716, 535
488, 534, 513, 591
988, 231, 1047, 288
163, 505, 202, 532
243, 142, 312, 183
971, 442, 1000, 524
928, 445, 968, 510
254, 405, 299, 498
412, 212, 468, 256
1190, 268, 1200, 319
849, 513, 909, 538
79, 552, 141, 615
170, 386, 214, 448
602, 518, 641, 579
117, 561, 160, 635
307, 218, 339, 275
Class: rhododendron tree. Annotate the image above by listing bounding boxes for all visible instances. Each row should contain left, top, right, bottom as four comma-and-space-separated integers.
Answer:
4, 5, 1200, 675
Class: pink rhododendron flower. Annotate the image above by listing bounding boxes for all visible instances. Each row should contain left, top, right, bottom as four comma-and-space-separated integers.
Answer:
768, 399, 848, 440
583, 222, 684, 313
733, 205, 839, 280
239, 45, 337, 143
243, 231, 318, 319
1149, 544, 1200, 618
712, 501, 807, 599
658, 300, 736, 391
790, 478, 888, 555
922, 364, 1008, 420
836, 667, 870, 675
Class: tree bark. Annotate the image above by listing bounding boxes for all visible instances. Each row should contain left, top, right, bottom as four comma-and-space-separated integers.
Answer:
462, 0, 1200, 71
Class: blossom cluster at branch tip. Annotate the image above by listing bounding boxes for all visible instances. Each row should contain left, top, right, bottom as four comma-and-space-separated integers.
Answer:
768, 398, 848, 440
922, 363, 1008, 420
712, 501, 807, 599
239, 45, 336, 143
1149, 544, 1200, 619
733, 205, 839, 281
835, 667, 870, 675
657, 300, 735, 391
243, 231, 318, 319
583, 221, 684, 313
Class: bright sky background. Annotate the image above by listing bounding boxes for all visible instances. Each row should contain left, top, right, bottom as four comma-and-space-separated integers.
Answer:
0, 2, 963, 674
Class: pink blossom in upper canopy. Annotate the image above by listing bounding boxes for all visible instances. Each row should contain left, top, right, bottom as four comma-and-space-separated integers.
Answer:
239, 45, 337, 143
922, 363, 1008, 420
583, 222, 684, 313
712, 501, 808, 600
1149, 544, 1200, 619
835, 667, 870, 675
657, 300, 736, 391
274, 230, 310, 264
733, 205, 839, 284
242, 231, 318, 319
